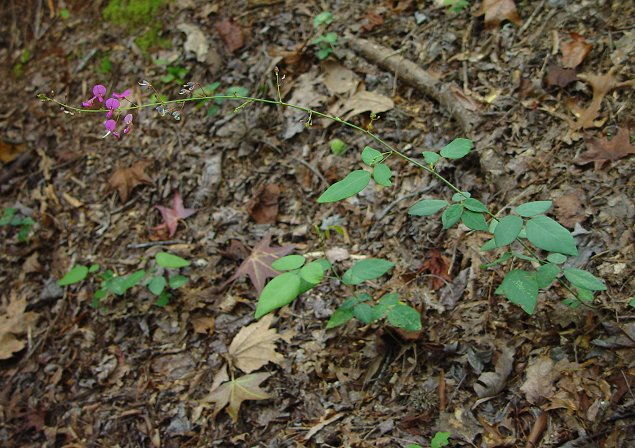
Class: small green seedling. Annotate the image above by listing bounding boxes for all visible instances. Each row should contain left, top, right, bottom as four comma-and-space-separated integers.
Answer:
406, 431, 450, 448
444, 0, 469, 13
0, 208, 36, 243
312, 12, 337, 60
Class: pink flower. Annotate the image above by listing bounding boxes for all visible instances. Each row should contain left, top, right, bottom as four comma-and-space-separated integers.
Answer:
112, 89, 131, 99
103, 119, 120, 139
105, 98, 120, 119
82, 84, 107, 107
123, 114, 133, 135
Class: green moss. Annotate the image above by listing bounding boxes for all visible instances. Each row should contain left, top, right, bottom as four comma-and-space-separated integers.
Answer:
103, 0, 166, 28
135, 24, 171, 54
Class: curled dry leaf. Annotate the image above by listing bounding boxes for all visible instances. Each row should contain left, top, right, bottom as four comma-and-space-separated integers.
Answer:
473, 345, 514, 398
215, 18, 244, 53
108, 161, 154, 203
228, 314, 284, 373
575, 127, 635, 169
477, 0, 522, 30
0, 293, 39, 360
561, 32, 592, 69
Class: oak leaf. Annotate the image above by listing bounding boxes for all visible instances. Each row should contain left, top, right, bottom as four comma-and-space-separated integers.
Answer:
561, 32, 592, 69
224, 232, 294, 294
228, 314, 284, 373
108, 161, 154, 202
0, 294, 39, 360
206, 371, 272, 422
477, 0, 522, 30
154, 191, 196, 237
574, 127, 635, 169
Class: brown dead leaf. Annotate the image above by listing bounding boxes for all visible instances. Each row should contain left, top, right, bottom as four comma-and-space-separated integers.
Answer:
554, 189, 587, 228
561, 33, 592, 69
215, 18, 244, 53
108, 161, 153, 202
246, 183, 280, 224
520, 356, 559, 404
206, 372, 272, 422
223, 232, 295, 295
360, 11, 384, 32
228, 314, 284, 373
0, 293, 39, 360
477, 0, 523, 30
0, 140, 28, 164
418, 249, 451, 290
575, 127, 635, 169
191, 315, 215, 334
322, 61, 359, 95
545, 65, 578, 88
473, 345, 514, 398
340, 90, 394, 122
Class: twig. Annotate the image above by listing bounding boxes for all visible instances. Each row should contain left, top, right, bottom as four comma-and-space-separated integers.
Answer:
127, 240, 186, 249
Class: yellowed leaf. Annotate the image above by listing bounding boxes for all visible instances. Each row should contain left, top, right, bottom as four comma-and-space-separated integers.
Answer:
228, 313, 284, 373
206, 372, 272, 422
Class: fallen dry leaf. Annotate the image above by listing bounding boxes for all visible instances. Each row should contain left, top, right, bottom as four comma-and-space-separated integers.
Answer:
206, 372, 272, 422
154, 191, 196, 237
418, 249, 451, 290
228, 314, 284, 373
473, 345, 514, 398
0, 140, 28, 164
191, 315, 215, 334
215, 18, 244, 53
108, 161, 153, 202
561, 32, 592, 69
575, 127, 635, 169
246, 183, 280, 224
477, 0, 522, 30
340, 90, 394, 122
224, 232, 295, 295
177, 23, 209, 63
545, 65, 578, 88
322, 61, 359, 95
554, 189, 587, 228
360, 11, 384, 32
520, 356, 563, 404
0, 293, 39, 360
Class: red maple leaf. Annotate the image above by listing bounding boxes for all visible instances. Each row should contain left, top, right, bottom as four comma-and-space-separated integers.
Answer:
154, 191, 196, 237
223, 232, 294, 295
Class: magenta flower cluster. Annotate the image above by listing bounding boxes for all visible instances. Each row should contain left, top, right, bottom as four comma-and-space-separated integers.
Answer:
82, 84, 134, 139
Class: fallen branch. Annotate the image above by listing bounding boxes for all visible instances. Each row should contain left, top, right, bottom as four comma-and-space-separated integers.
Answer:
343, 35, 482, 132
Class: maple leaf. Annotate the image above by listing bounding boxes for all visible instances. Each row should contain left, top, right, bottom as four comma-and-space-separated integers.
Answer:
477, 0, 522, 30
224, 232, 294, 295
0, 293, 39, 360
228, 314, 284, 374
206, 371, 272, 422
108, 161, 154, 202
574, 127, 635, 169
561, 32, 592, 69
154, 191, 196, 237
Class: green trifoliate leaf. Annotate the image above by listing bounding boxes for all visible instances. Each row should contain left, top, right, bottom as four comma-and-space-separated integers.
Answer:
442, 204, 464, 229
315, 258, 332, 271
148, 276, 166, 296
464, 198, 489, 212
563, 268, 607, 291
300, 261, 325, 284
536, 263, 560, 288
515, 201, 553, 217
353, 303, 375, 324
361, 146, 383, 166
271, 254, 305, 271
422, 151, 440, 165
373, 293, 399, 320
547, 253, 567, 264
387, 303, 422, 331
372, 163, 392, 186
342, 258, 394, 285
526, 215, 578, 256
461, 210, 488, 231
313, 11, 333, 28
497, 269, 539, 314
408, 199, 448, 216
494, 215, 523, 247
452, 191, 471, 202
439, 138, 473, 159
58, 265, 89, 286
317, 170, 371, 203
255, 272, 302, 318
156, 252, 190, 268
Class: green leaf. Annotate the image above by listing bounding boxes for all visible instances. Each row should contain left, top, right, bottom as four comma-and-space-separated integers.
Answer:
156, 252, 190, 268
88, 264, 100, 273
461, 210, 488, 231
497, 269, 538, 314
313, 11, 333, 28
442, 204, 463, 229
226, 86, 249, 97
315, 258, 332, 271
494, 215, 523, 247
122, 270, 146, 290
464, 198, 488, 212
339, 297, 358, 311
329, 138, 348, 155
373, 293, 399, 319
255, 272, 302, 318
405, 445, 422, 448
452, 191, 471, 202
526, 215, 578, 256
156, 291, 170, 307
547, 253, 567, 264
511, 252, 539, 262
0, 208, 17, 226
342, 258, 395, 285
326, 307, 354, 329
316, 48, 332, 60
317, 170, 371, 203
536, 263, 560, 288
300, 261, 325, 284
628, 297, 635, 307
361, 146, 383, 166
563, 268, 607, 291
516, 201, 553, 217
481, 252, 512, 268
353, 303, 375, 324
168, 274, 188, 289
439, 138, 472, 159
272, 255, 305, 271
58, 265, 89, 286
408, 199, 449, 216
387, 303, 421, 331
372, 163, 392, 186
431, 431, 451, 448
480, 239, 497, 252
148, 276, 166, 296
422, 151, 440, 165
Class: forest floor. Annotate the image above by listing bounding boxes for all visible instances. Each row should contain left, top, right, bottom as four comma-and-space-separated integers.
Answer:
1, 0, 634, 447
